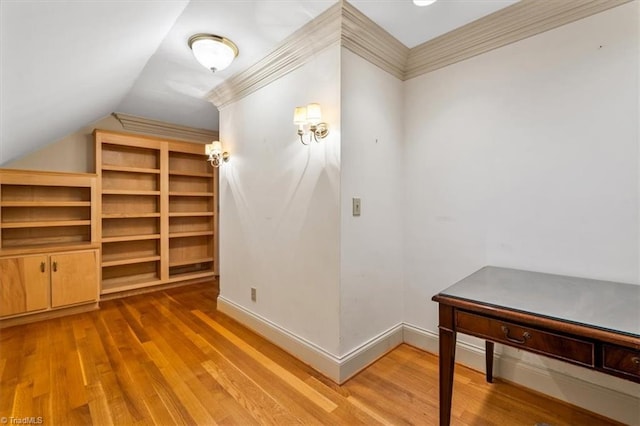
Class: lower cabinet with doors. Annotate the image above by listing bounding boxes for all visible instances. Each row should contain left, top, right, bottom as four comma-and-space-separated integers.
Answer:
0, 255, 49, 316
0, 168, 100, 327
0, 249, 99, 325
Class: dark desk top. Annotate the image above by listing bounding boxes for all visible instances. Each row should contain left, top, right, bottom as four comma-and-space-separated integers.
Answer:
437, 266, 640, 337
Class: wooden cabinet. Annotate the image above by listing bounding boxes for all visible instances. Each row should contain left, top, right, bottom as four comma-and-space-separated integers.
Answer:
95, 130, 217, 296
0, 250, 99, 318
51, 251, 99, 307
0, 255, 48, 316
0, 169, 100, 326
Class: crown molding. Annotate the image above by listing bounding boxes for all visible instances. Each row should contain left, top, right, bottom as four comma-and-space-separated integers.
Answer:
341, 1, 409, 81
206, 0, 631, 108
207, 1, 407, 108
207, 2, 342, 109
405, 0, 632, 80
112, 113, 218, 143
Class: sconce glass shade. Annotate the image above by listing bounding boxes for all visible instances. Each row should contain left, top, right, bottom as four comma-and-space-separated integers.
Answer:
293, 106, 307, 125
413, 0, 437, 5
205, 140, 229, 167
306, 103, 322, 125
205, 140, 222, 156
188, 34, 239, 73
293, 103, 329, 145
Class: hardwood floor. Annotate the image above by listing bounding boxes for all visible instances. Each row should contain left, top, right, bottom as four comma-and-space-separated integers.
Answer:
1, 281, 620, 425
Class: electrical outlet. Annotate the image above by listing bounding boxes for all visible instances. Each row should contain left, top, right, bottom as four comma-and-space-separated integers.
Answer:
251, 287, 257, 302
352, 197, 361, 216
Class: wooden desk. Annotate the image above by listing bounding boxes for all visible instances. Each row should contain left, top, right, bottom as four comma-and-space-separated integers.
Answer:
432, 266, 640, 426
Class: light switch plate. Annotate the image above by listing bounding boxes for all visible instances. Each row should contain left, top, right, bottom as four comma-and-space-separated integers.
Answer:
352, 197, 361, 216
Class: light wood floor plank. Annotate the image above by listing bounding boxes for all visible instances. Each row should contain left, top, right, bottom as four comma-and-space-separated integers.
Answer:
192, 309, 339, 413
137, 296, 266, 424
0, 281, 624, 425
190, 315, 339, 425
143, 340, 217, 425
201, 359, 298, 425
86, 382, 115, 426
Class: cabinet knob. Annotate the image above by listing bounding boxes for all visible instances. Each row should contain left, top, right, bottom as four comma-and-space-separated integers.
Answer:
52, 261, 58, 272
40, 262, 46, 273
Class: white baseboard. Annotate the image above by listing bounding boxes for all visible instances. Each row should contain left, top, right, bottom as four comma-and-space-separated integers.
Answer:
216, 300, 639, 424
403, 323, 487, 372
338, 323, 404, 383
217, 296, 403, 384
403, 323, 640, 425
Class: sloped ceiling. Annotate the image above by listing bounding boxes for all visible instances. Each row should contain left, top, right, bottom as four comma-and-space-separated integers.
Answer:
0, 0, 190, 164
116, 0, 336, 137
0, 0, 515, 165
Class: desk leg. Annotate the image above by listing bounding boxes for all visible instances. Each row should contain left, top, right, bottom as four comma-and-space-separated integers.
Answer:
485, 341, 494, 383
439, 327, 456, 426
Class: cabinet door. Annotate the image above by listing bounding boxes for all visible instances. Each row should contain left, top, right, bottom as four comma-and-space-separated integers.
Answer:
0, 255, 49, 317
51, 250, 98, 308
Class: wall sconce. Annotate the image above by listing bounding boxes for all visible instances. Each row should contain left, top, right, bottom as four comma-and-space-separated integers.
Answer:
205, 141, 229, 167
293, 103, 329, 145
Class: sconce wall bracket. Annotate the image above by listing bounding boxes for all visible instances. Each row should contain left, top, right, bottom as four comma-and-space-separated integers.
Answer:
208, 151, 230, 167
294, 103, 329, 145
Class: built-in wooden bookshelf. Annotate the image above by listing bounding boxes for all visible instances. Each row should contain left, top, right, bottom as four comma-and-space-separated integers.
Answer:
0, 169, 98, 253
168, 143, 217, 283
95, 130, 217, 295
0, 169, 100, 326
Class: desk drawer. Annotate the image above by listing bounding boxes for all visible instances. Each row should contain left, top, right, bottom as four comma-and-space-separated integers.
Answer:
602, 345, 640, 380
456, 311, 594, 367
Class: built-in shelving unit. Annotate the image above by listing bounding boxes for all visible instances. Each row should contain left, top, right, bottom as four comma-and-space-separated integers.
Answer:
0, 169, 100, 326
95, 130, 217, 296
168, 141, 217, 283
0, 169, 99, 254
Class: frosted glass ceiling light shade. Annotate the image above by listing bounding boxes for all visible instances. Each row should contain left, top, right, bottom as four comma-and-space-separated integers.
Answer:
188, 34, 239, 73
413, 0, 437, 5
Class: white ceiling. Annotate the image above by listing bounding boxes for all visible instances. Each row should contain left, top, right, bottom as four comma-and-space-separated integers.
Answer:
0, 0, 516, 165
351, 0, 518, 48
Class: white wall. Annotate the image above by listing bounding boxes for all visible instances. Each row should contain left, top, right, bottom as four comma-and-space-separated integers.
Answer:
218, 2, 638, 417
218, 45, 342, 356
4, 115, 121, 173
339, 49, 404, 354
403, 0, 639, 414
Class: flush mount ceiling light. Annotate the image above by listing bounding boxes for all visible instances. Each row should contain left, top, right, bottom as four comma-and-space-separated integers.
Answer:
413, 0, 437, 5
188, 34, 239, 73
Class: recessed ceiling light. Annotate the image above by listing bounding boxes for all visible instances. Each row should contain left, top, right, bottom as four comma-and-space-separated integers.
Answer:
413, 0, 437, 6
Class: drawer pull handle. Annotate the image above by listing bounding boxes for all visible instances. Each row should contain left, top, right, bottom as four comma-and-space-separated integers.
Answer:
40, 262, 45, 273
52, 261, 58, 272
632, 357, 640, 365
501, 326, 531, 344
